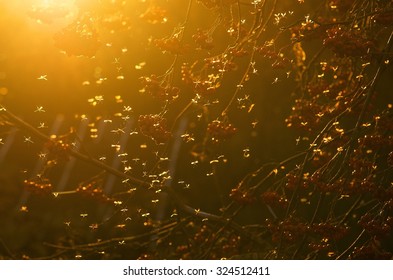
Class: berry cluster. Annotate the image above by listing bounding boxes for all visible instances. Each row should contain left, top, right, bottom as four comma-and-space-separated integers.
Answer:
24, 178, 53, 195
376, 113, 393, 133
137, 253, 156, 260
229, 48, 249, 57
311, 150, 332, 168
192, 224, 210, 243
374, 187, 393, 207
189, 224, 242, 259
307, 240, 331, 252
45, 140, 71, 162
309, 222, 348, 240
350, 149, 374, 170
154, 37, 190, 55
181, 63, 218, 91
230, 187, 256, 205
350, 244, 393, 260
207, 120, 237, 143
285, 98, 325, 131
359, 214, 392, 239
260, 191, 288, 209
76, 183, 113, 203
194, 80, 219, 97
318, 178, 346, 193
54, 18, 100, 57
284, 172, 301, 191
285, 171, 319, 191
306, 64, 352, 98
139, 75, 179, 101
138, 114, 171, 144
323, 27, 375, 57
329, 0, 353, 13
139, 5, 167, 24
175, 244, 191, 259
181, 63, 221, 97
290, 18, 326, 41
345, 178, 376, 195
54, 17, 100, 57
219, 235, 242, 258
374, 11, 393, 26
266, 218, 347, 247
266, 218, 307, 244
181, 63, 194, 85
357, 134, 393, 150
192, 29, 214, 50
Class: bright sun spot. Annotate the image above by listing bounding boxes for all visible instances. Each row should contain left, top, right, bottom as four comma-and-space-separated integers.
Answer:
38, 0, 74, 6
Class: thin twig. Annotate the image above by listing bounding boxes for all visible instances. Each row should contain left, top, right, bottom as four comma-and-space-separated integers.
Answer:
335, 229, 366, 260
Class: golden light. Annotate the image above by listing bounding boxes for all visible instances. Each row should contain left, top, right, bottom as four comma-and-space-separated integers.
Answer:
24, 0, 76, 24
35, 0, 75, 7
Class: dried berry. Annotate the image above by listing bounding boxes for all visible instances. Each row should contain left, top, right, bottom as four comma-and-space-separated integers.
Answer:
323, 27, 376, 57
261, 191, 288, 209
24, 178, 53, 195
76, 183, 113, 203
207, 120, 237, 143
154, 37, 190, 55
138, 114, 171, 144
192, 29, 214, 50
54, 16, 100, 57
139, 75, 179, 101
230, 187, 255, 204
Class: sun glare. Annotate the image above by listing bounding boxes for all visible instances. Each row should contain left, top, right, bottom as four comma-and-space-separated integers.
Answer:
37, 0, 74, 7
24, 0, 77, 25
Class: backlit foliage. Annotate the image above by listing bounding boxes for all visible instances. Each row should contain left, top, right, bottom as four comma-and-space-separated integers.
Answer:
0, 0, 393, 259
